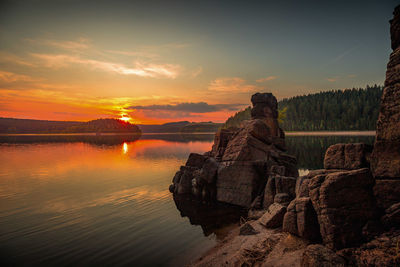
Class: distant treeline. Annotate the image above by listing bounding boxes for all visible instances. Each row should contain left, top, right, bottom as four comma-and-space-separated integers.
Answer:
137, 121, 223, 133
0, 118, 141, 134
223, 85, 383, 131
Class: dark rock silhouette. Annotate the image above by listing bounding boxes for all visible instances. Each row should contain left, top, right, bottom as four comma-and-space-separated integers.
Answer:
170, 92, 298, 208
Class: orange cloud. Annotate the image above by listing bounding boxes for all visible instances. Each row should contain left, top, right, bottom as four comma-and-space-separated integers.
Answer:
256, 76, 277, 82
0, 71, 39, 83
208, 77, 258, 92
31, 53, 181, 78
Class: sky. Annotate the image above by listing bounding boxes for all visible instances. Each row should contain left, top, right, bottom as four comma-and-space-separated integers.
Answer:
0, 0, 398, 124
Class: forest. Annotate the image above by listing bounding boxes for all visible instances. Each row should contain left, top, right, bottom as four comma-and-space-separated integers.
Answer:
224, 85, 383, 131
0, 118, 141, 134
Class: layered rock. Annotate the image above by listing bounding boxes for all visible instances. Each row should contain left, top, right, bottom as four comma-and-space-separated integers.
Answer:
370, 5, 400, 181
284, 156, 377, 250
324, 143, 372, 170
170, 92, 298, 208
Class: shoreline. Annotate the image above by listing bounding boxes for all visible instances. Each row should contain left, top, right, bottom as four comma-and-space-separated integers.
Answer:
0, 131, 376, 136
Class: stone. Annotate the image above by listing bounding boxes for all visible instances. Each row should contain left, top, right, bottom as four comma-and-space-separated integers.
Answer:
221, 126, 274, 162
324, 143, 372, 170
216, 161, 266, 208
337, 230, 400, 267
373, 179, 400, 209
370, 6, 400, 179
199, 157, 219, 184
295, 169, 342, 198
282, 197, 321, 242
263, 177, 276, 209
391, 5, 400, 50
274, 193, 291, 206
170, 92, 298, 209
239, 222, 259, 235
308, 168, 376, 250
263, 176, 296, 209
210, 128, 236, 159
301, 244, 346, 267
275, 176, 296, 197
381, 202, 400, 228
258, 203, 286, 228
185, 153, 206, 168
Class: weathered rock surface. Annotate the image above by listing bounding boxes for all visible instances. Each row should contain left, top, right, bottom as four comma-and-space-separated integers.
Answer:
170, 92, 298, 208
370, 4, 400, 180
381, 202, 400, 228
373, 179, 400, 209
324, 143, 372, 170
308, 168, 376, 250
338, 230, 400, 266
258, 203, 286, 228
301, 244, 346, 267
283, 197, 321, 242
263, 176, 297, 209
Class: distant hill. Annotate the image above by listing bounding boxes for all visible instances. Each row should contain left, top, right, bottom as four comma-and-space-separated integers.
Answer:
137, 121, 223, 133
223, 85, 383, 131
0, 118, 141, 134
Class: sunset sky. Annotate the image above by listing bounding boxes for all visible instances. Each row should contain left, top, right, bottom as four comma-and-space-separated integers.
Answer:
0, 0, 398, 124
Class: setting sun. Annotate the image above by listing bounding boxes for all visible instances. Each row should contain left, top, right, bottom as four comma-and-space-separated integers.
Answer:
120, 116, 131, 122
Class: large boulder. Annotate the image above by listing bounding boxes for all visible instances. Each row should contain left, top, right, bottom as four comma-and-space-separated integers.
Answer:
216, 161, 266, 208
258, 203, 287, 228
373, 179, 400, 209
370, 5, 400, 180
282, 197, 321, 242
324, 143, 372, 170
308, 168, 376, 250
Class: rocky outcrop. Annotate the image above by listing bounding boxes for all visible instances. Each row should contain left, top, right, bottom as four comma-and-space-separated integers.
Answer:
170, 92, 298, 208
324, 143, 372, 170
284, 157, 377, 250
282, 197, 321, 242
309, 168, 376, 250
370, 5, 400, 180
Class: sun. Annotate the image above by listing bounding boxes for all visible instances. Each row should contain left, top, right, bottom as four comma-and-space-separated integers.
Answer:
119, 116, 131, 122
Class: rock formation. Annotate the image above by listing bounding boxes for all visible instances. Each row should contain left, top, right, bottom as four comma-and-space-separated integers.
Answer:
191, 5, 400, 267
370, 5, 400, 209
170, 92, 298, 208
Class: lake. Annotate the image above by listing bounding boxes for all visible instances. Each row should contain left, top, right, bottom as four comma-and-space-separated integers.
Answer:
0, 133, 375, 266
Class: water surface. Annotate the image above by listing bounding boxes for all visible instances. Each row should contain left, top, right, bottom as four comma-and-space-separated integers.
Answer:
0, 133, 375, 266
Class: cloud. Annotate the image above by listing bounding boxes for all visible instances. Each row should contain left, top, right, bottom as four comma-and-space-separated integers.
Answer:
128, 102, 245, 113
0, 71, 39, 83
327, 78, 337, 82
256, 76, 277, 83
0, 52, 36, 67
31, 53, 181, 78
26, 37, 91, 51
190, 66, 203, 78
208, 77, 258, 92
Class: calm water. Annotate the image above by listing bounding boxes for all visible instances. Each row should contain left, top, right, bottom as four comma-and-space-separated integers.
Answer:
0, 133, 374, 266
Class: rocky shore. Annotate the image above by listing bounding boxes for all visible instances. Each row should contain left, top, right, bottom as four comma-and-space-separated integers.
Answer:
170, 5, 400, 267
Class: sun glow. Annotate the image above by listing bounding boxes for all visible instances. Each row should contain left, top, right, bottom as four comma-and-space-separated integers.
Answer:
122, 142, 128, 154
119, 116, 131, 122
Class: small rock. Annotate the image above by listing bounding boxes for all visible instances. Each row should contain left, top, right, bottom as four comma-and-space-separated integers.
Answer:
258, 203, 286, 228
239, 222, 259, 236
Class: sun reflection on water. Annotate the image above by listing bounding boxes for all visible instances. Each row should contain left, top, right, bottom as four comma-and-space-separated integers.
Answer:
122, 142, 128, 154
